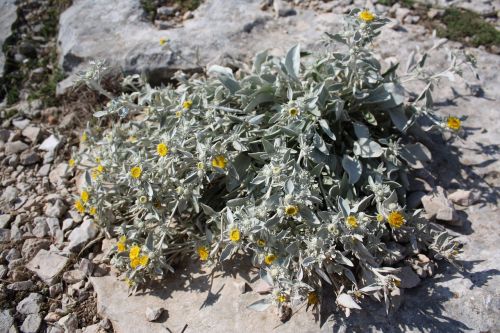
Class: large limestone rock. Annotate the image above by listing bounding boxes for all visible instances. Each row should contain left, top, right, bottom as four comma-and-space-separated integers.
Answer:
0, 0, 17, 78
57, 0, 342, 91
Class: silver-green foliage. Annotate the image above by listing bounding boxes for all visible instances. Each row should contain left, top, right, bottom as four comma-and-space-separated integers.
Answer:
76, 9, 471, 315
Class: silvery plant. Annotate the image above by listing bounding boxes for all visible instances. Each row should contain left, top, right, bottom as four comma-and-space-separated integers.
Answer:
74, 9, 473, 318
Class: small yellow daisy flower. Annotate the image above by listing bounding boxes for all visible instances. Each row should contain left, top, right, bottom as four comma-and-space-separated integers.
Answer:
211, 155, 227, 169
125, 278, 134, 287
256, 239, 266, 247
69, 159, 75, 167
157, 142, 168, 157
81, 132, 88, 142
130, 166, 142, 179
376, 213, 384, 223
129, 245, 141, 260
288, 107, 299, 117
182, 100, 193, 109
81, 190, 89, 203
284, 205, 299, 217
159, 37, 168, 46
346, 215, 358, 228
130, 257, 141, 269
387, 211, 405, 228
447, 116, 461, 131
74, 200, 85, 214
229, 228, 240, 242
197, 162, 205, 170
89, 206, 97, 216
277, 294, 288, 303
359, 10, 375, 22
96, 164, 105, 173
264, 253, 277, 265
197, 246, 209, 261
139, 255, 149, 267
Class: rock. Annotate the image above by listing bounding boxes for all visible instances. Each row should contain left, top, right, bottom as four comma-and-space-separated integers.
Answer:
5, 248, 21, 262
0, 228, 11, 243
49, 163, 70, 186
38, 164, 51, 177
448, 189, 479, 207
145, 307, 164, 322
183, 11, 194, 20
57, 0, 343, 90
0, 0, 17, 77
421, 187, 459, 223
57, 314, 78, 333
0, 129, 11, 142
45, 199, 68, 219
44, 312, 62, 322
49, 283, 63, 298
458, 1, 496, 17
157, 6, 176, 17
427, 8, 443, 19
0, 310, 14, 333
66, 219, 98, 252
12, 118, 30, 130
8, 258, 23, 271
26, 250, 69, 285
395, 7, 410, 22
21, 313, 42, 333
0, 265, 7, 279
32, 218, 49, 238
62, 269, 86, 284
5, 141, 29, 155
22, 238, 51, 260
78, 258, 94, 276
22, 126, 42, 143
16, 293, 43, 315
61, 218, 73, 232
395, 266, 421, 289
7, 280, 33, 291
20, 150, 41, 166
403, 15, 419, 24
39, 134, 62, 152
1, 186, 18, 205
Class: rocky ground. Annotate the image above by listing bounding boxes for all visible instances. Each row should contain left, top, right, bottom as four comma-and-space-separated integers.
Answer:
0, 0, 499, 332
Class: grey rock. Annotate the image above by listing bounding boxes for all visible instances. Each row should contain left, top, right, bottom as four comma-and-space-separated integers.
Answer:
62, 269, 86, 284
5, 141, 29, 155
66, 219, 98, 252
157, 6, 176, 16
0, 309, 14, 333
0, 0, 17, 77
16, 293, 43, 315
48, 163, 70, 186
57, 314, 78, 333
21, 126, 42, 143
145, 307, 164, 322
49, 283, 63, 298
20, 313, 42, 333
0, 265, 7, 279
0, 228, 11, 243
7, 280, 33, 291
0, 129, 11, 142
21, 238, 51, 260
458, 1, 496, 17
37, 164, 51, 177
39, 134, 62, 152
5, 248, 21, 262
396, 266, 421, 289
395, 7, 410, 22
32, 218, 49, 238
8, 258, 24, 270
46, 217, 61, 237
20, 150, 41, 166
61, 218, 73, 232
448, 189, 479, 207
78, 258, 94, 276
421, 187, 459, 223
45, 199, 68, 219
26, 249, 69, 285
12, 118, 30, 130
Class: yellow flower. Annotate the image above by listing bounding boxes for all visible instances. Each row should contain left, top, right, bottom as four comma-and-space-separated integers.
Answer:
211, 155, 227, 169
81, 132, 88, 142
284, 205, 299, 217
96, 164, 105, 173
125, 278, 135, 287
89, 206, 97, 216
229, 228, 240, 242
197, 246, 209, 261
277, 294, 288, 303
346, 215, 358, 228
256, 239, 266, 247
182, 100, 193, 109
447, 116, 461, 131
175, 110, 183, 118
95, 157, 101, 163
69, 159, 75, 167
159, 37, 168, 46
157, 142, 168, 157
117, 241, 126, 253
197, 162, 205, 170
92, 165, 104, 180
129, 245, 141, 260
376, 213, 384, 223
119, 235, 127, 243
139, 196, 148, 204
74, 200, 85, 214
130, 166, 142, 179
81, 190, 89, 203
359, 10, 375, 22
288, 107, 299, 117
139, 255, 149, 267
264, 254, 277, 265
387, 211, 405, 228
130, 257, 141, 269
307, 292, 319, 305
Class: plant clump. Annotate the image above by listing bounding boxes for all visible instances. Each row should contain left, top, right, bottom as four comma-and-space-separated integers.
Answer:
74, 9, 475, 317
